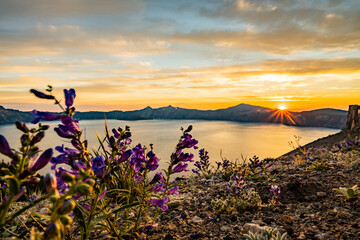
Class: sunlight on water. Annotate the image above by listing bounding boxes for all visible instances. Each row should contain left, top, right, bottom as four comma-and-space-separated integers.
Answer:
0, 119, 339, 176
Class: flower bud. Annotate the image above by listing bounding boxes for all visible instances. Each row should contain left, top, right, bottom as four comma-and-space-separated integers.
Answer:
57, 199, 76, 215
77, 183, 93, 195
60, 215, 73, 226
15, 121, 29, 133
30, 148, 53, 172
60, 172, 76, 183
44, 173, 57, 192
30, 131, 45, 145
44, 222, 61, 239
84, 178, 95, 187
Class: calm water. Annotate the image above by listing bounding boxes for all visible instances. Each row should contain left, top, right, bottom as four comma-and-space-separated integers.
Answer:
0, 119, 339, 175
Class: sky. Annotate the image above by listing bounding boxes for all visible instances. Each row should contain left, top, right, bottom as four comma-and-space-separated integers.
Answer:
0, 0, 359, 112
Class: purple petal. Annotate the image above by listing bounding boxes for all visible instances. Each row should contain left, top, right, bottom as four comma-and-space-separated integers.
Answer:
29, 148, 53, 172
30, 89, 55, 100
167, 186, 179, 195
0, 135, 19, 162
64, 89, 76, 108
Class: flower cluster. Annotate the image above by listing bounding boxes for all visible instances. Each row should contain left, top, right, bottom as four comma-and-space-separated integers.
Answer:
269, 185, 281, 205
192, 148, 212, 178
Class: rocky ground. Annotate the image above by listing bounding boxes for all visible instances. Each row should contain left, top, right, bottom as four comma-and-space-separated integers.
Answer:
140, 130, 360, 240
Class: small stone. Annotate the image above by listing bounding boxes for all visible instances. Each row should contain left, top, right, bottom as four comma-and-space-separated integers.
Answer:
316, 192, 327, 198
243, 223, 269, 235
39, 208, 50, 215
220, 226, 230, 232
298, 232, 306, 240
191, 216, 203, 223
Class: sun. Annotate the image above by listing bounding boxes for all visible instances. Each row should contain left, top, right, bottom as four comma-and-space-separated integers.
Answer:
278, 104, 287, 110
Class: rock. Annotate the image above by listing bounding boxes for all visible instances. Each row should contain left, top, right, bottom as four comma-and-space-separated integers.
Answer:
298, 232, 306, 239
220, 226, 230, 232
316, 192, 327, 198
280, 214, 294, 225
39, 208, 50, 215
243, 223, 269, 235
191, 216, 203, 223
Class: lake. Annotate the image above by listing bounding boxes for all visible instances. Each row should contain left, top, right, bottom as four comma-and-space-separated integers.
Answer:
0, 119, 339, 175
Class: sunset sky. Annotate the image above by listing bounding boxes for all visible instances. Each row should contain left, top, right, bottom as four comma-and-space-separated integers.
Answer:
0, 0, 359, 112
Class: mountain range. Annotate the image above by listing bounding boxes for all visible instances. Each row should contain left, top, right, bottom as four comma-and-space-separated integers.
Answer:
0, 104, 347, 129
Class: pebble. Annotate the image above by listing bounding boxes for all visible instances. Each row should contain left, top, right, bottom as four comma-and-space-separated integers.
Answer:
316, 192, 327, 198
220, 226, 230, 232
243, 223, 269, 235
191, 216, 203, 223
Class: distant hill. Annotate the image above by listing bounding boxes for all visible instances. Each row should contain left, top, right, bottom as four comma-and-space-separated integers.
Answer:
0, 104, 347, 129
0, 106, 32, 124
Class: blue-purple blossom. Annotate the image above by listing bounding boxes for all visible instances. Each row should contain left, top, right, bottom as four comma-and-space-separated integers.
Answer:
167, 186, 179, 195
31, 110, 62, 124
117, 149, 132, 163
129, 144, 145, 172
28, 195, 37, 203
177, 134, 198, 150
134, 175, 143, 183
146, 151, 159, 171
150, 183, 165, 192
15, 121, 30, 133
269, 185, 281, 204
112, 129, 120, 138
51, 145, 81, 170
29, 148, 53, 172
173, 162, 188, 173
145, 224, 158, 230
148, 197, 168, 211
64, 89, 76, 108
30, 131, 45, 145
91, 156, 106, 177
30, 89, 55, 100
149, 172, 164, 185
54, 117, 81, 138
0, 135, 19, 163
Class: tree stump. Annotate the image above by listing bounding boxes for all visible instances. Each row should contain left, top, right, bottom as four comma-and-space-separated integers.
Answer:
346, 105, 360, 131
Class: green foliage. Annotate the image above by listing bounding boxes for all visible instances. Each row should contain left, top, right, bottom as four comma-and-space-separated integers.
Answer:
307, 161, 330, 171
244, 227, 287, 240
334, 185, 359, 201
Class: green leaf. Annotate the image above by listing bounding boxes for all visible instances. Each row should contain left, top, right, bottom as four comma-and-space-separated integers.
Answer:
109, 202, 140, 216
73, 205, 87, 240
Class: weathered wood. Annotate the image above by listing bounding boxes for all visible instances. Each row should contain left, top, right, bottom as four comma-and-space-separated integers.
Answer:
346, 105, 359, 131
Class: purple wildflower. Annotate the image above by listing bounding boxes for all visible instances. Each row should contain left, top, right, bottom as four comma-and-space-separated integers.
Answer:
150, 183, 166, 192
129, 144, 145, 172
0, 135, 19, 163
148, 197, 168, 211
173, 162, 188, 173
30, 89, 55, 100
167, 186, 179, 195
29, 148, 53, 172
177, 134, 198, 150
145, 224, 158, 230
117, 149, 132, 163
134, 175, 144, 183
64, 89, 76, 108
91, 156, 106, 177
31, 110, 62, 124
146, 151, 159, 171
28, 195, 36, 203
112, 129, 120, 138
269, 185, 281, 205
15, 121, 30, 133
149, 172, 164, 184
54, 117, 81, 139
30, 131, 45, 145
